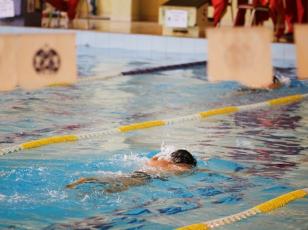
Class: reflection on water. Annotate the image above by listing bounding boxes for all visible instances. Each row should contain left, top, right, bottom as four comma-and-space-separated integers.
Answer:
225, 103, 305, 178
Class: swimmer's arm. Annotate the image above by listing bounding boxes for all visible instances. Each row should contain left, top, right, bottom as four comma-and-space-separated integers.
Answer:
105, 177, 150, 193
66, 177, 98, 189
66, 175, 149, 192
196, 168, 210, 173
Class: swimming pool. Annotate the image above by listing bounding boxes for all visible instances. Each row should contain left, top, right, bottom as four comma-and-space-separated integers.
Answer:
0, 44, 308, 230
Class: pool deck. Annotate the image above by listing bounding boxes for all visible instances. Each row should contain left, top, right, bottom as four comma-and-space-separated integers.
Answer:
0, 25, 296, 67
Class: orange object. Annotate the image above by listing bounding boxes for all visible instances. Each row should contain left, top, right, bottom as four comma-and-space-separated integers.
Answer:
211, 0, 229, 26
268, 0, 285, 38
17, 33, 77, 90
295, 25, 308, 80
207, 27, 273, 89
285, 0, 306, 33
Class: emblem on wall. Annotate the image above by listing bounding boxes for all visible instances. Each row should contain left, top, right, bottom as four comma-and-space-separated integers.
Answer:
33, 45, 61, 74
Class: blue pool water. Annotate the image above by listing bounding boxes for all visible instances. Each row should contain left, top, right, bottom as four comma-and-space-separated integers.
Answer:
0, 46, 308, 229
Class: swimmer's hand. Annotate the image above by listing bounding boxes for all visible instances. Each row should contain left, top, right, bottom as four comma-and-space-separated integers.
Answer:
66, 177, 98, 189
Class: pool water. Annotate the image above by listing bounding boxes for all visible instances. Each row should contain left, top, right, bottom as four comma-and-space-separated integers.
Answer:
0, 46, 308, 230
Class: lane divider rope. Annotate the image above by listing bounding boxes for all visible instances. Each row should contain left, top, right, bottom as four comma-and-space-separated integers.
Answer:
121, 61, 206, 76
0, 94, 307, 156
78, 61, 206, 83
177, 188, 308, 230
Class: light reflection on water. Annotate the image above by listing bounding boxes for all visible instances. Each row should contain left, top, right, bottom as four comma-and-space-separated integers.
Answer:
0, 46, 308, 229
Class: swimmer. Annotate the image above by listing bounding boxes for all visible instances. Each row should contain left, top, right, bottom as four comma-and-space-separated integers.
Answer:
267, 73, 303, 89
267, 75, 283, 89
236, 74, 287, 94
66, 149, 197, 193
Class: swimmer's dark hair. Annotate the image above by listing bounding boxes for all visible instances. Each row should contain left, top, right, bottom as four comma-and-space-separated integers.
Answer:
273, 75, 279, 84
170, 149, 197, 167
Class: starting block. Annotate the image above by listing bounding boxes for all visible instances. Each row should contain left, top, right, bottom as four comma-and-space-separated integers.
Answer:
0, 35, 18, 91
295, 25, 308, 80
207, 27, 273, 88
0, 33, 77, 91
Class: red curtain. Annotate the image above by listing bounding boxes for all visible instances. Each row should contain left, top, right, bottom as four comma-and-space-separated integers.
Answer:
45, 0, 78, 20
234, 0, 269, 26
284, 0, 306, 33
212, 0, 229, 26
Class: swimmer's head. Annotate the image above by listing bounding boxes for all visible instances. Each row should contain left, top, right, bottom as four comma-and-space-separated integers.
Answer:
170, 149, 197, 167
268, 75, 282, 89
273, 75, 279, 84
149, 149, 197, 170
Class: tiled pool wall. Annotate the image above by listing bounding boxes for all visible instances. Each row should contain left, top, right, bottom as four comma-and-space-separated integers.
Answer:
0, 26, 296, 67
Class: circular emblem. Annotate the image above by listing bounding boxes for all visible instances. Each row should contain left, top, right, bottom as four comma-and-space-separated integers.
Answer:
33, 46, 61, 74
